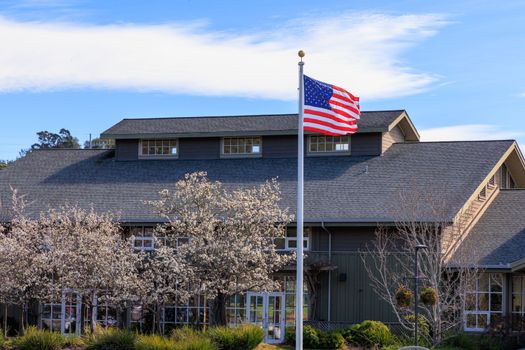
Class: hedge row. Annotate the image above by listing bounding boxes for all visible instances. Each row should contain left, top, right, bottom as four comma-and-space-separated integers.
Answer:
4, 325, 264, 350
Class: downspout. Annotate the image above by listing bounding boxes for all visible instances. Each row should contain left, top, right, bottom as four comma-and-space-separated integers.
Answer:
321, 222, 332, 322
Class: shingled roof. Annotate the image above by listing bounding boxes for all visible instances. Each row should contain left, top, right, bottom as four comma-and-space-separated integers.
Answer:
0, 140, 514, 223
452, 190, 525, 269
101, 110, 413, 139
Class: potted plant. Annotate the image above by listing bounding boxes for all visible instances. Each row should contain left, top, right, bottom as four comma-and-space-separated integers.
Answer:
395, 286, 413, 307
419, 287, 437, 305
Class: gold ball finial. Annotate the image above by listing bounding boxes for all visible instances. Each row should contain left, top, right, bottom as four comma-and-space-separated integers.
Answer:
298, 50, 305, 58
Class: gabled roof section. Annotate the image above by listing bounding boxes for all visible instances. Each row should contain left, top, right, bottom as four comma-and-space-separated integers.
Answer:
451, 190, 525, 269
0, 140, 514, 224
101, 110, 412, 139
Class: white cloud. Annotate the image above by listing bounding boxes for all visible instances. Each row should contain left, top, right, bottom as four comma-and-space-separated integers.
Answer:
0, 13, 447, 100
518, 92, 525, 98
420, 124, 523, 142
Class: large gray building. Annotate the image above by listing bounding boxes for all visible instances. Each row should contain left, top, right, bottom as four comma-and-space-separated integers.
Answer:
1, 110, 525, 343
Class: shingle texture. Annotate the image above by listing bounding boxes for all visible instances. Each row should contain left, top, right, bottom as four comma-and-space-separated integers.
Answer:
0, 140, 513, 223
452, 190, 525, 267
101, 111, 405, 137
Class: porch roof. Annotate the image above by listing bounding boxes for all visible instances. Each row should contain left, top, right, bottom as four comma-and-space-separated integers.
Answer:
452, 190, 525, 269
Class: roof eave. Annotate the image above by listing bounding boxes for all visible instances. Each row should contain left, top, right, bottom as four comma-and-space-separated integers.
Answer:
101, 127, 389, 139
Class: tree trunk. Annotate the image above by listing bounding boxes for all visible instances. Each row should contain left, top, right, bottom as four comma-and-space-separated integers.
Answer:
212, 293, 227, 326
19, 304, 24, 334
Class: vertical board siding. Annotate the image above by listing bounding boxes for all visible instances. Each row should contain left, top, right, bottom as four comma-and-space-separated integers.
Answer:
310, 252, 399, 324
351, 133, 382, 156
179, 138, 220, 160
115, 139, 139, 161
263, 135, 298, 158
382, 125, 405, 153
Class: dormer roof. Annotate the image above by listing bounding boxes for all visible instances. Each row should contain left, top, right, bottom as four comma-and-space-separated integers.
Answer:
101, 110, 419, 140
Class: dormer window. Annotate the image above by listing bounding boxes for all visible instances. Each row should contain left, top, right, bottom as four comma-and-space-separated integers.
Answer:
221, 137, 261, 157
140, 139, 178, 158
308, 135, 350, 154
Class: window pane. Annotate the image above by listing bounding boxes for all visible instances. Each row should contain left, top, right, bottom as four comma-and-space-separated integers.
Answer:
478, 314, 488, 329
513, 293, 522, 313
466, 314, 476, 328
514, 276, 522, 293
274, 238, 285, 250
491, 293, 502, 312
491, 274, 503, 293
478, 293, 489, 311
465, 293, 476, 311
479, 274, 490, 292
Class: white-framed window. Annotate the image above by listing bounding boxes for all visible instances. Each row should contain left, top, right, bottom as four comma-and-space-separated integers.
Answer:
222, 137, 261, 157
464, 273, 503, 332
275, 228, 310, 251
281, 276, 309, 326
161, 295, 210, 331
140, 139, 178, 157
41, 303, 62, 332
226, 294, 246, 327
175, 237, 190, 249
308, 135, 350, 154
511, 275, 525, 331
130, 227, 155, 251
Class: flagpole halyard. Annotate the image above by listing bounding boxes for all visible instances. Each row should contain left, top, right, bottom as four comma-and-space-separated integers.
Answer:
296, 49, 305, 350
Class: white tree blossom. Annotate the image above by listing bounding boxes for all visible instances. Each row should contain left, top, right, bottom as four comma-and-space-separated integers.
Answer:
148, 172, 294, 325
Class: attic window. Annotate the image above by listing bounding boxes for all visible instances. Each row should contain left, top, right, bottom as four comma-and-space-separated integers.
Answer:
222, 137, 261, 157
140, 139, 178, 157
308, 135, 350, 154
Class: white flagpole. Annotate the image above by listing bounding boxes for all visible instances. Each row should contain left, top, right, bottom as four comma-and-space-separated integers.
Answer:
296, 49, 305, 350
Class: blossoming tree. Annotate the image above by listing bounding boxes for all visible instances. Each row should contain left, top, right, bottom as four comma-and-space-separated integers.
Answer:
149, 172, 294, 325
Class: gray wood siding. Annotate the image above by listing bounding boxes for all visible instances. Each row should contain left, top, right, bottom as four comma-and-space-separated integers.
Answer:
311, 227, 377, 252
179, 138, 220, 160
382, 125, 405, 153
115, 139, 139, 161
263, 135, 298, 158
351, 133, 382, 156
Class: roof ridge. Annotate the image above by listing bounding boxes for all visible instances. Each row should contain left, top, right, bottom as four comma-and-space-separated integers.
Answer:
121, 110, 405, 121
399, 140, 515, 144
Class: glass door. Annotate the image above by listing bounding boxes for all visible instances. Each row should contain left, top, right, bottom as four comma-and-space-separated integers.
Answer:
61, 290, 82, 336
246, 292, 285, 344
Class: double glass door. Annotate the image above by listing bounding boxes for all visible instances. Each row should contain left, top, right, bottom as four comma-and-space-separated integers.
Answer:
246, 292, 285, 344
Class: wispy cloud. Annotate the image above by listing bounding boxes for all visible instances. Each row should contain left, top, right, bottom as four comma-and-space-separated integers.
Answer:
420, 124, 524, 142
518, 92, 525, 98
0, 13, 447, 100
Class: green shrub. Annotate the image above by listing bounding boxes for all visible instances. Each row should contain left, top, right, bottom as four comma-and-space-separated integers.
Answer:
209, 325, 264, 350
136, 334, 176, 350
86, 328, 136, 350
171, 327, 202, 342
440, 333, 503, 350
285, 326, 344, 349
342, 320, 396, 348
285, 325, 320, 348
318, 331, 345, 349
173, 337, 215, 350
13, 326, 65, 350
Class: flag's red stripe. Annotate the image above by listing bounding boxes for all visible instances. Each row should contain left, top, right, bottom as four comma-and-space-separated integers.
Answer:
304, 109, 357, 125
330, 95, 359, 110
304, 118, 357, 132
304, 126, 347, 136
332, 85, 359, 102
304, 108, 358, 125
328, 99, 360, 115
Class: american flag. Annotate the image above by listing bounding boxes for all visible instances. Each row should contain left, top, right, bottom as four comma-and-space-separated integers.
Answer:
303, 75, 360, 136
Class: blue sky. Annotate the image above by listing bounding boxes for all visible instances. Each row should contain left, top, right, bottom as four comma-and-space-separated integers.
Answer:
0, 0, 524, 160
